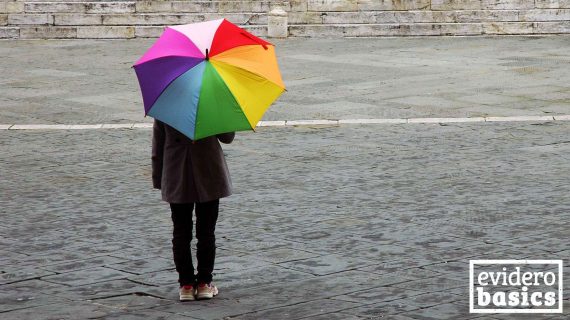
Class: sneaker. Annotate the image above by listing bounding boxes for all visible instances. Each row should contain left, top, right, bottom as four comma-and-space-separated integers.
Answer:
196, 282, 218, 300
179, 285, 196, 301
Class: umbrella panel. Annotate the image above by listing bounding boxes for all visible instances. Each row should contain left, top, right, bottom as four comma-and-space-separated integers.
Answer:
211, 45, 285, 88
194, 62, 252, 140
136, 19, 285, 140
147, 61, 206, 140
211, 60, 285, 128
209, 19, 271, 57
135, 56, 203, 114
169, 19, 224, 56
134, 27, 204, 65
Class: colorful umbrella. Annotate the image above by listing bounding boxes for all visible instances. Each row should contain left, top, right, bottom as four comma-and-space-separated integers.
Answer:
133, 19, 285, 140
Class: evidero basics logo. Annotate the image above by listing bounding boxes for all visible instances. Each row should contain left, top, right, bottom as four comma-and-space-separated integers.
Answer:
470, 260, 563, 314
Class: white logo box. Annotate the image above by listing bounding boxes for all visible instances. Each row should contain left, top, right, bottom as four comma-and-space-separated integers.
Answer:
469, 259, 563, 314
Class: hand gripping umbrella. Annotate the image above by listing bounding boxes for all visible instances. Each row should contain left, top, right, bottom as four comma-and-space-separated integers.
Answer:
133, 19, 286, 140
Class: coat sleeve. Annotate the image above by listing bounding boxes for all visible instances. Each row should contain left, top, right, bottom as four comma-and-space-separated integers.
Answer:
151, 120, 165, 189
217, 132, 235, 144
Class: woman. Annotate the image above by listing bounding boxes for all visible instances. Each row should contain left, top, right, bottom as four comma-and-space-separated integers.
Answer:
152, 119, 235, 301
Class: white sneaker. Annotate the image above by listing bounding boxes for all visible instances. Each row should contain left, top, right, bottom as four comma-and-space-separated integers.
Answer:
196, 282, 218, 300
179, 285, 196, 301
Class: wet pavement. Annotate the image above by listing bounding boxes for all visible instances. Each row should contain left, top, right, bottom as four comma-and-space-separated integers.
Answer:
0, 36, 569, 319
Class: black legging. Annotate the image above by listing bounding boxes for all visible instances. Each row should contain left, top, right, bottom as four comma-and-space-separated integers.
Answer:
170, 200, 219, 286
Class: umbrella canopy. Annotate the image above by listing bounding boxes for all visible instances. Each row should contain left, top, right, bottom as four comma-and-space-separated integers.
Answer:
133, 19, 285, 140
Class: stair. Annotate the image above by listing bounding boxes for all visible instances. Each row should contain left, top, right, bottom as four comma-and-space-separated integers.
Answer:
1, 0, 569, 39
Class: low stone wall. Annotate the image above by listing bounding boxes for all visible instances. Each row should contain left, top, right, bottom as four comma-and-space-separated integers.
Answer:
1, 0, 570, 39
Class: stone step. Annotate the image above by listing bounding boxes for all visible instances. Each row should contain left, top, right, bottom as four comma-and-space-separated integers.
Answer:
4, 0, 570, 13
308, 9, 570, 24
3, 0, 570, 39
5, 9, 570, 28
0, 24, 267, 39
1, 1, 285, 14
288, 9, 570, 24
3, 21, 570, 39
289, 21, 570, 37
311, 0, 569, 11
49, 13, 267, 26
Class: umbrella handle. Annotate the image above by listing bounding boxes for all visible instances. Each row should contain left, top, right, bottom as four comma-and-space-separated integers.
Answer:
240, 32, 268, 50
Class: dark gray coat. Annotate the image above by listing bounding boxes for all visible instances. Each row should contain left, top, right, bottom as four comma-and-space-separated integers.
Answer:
152, 120, 235, 203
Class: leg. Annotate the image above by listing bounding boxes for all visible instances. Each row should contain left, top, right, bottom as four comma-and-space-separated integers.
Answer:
170, 203, 196, 286
195, 199, 219, 284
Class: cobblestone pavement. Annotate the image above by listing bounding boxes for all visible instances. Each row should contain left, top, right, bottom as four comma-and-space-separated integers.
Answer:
1, 121, 569, 319
1, 36, 570, 319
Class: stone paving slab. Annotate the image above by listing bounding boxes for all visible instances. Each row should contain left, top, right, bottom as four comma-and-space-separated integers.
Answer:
41, 255, 129, 273
90, 294, 174, 312
0, 291, 69, 313
226, 299, 362, 320
0, 301, 126, 320
339, 301, 422, 319
106, 257, 173, 275
0, 268, 57, 286
210, 264, 316, 291
302, 313, 364, 320
277, 253, 378, 276
40, 267, 135, 287
399, 302, 481, 320
55, 279, 158, 302
332, 285, 427, 305
86, 309, 199, 320
248, 247, 319, 264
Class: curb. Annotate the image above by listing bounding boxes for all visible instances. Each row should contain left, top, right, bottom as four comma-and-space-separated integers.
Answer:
1, 115, 569, 130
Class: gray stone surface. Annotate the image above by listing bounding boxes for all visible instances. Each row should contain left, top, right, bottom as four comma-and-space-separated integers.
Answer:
1, 121, 568, 318
0, 37, 569, 319
40, 267, 134, 286
1, 37, 570, 125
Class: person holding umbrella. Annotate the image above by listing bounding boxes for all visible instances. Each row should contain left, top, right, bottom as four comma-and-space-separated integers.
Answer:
134, 19, 285, 301
152, 120, 234, 300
